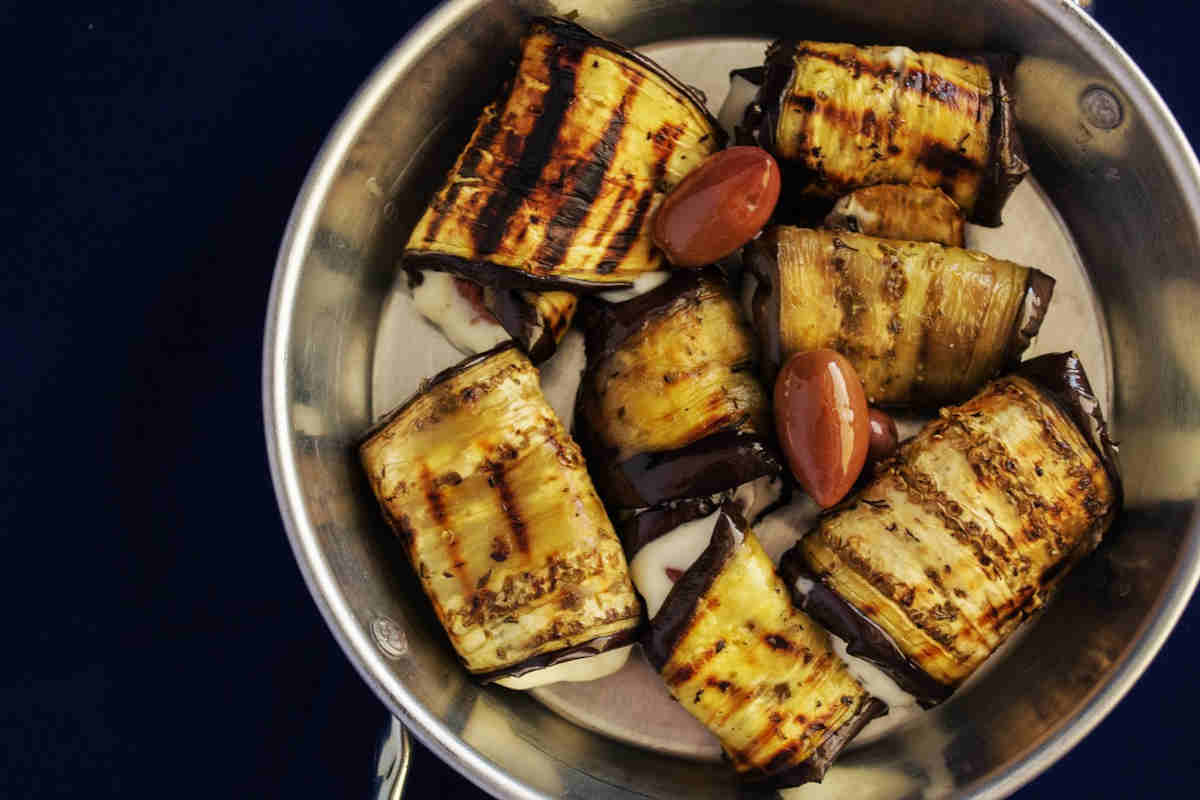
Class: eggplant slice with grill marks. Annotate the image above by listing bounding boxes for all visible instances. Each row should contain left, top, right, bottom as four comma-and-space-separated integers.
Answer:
574, 269, 782, 509
824, 184, 966, 247
741, 42, 1027, 226
643, 505, 886, 787
359, 343, 642, 685
744, 226, 1055, 406
404, 17, 725, 293
779, 352, 1121, 702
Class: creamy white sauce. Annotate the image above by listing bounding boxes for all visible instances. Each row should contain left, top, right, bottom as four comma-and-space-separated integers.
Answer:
410, 270, 509, 354
730, 474, 784, 523
631, 510, 722, 619
882, 46, 912, 74
596, 271, 672, 303
537, 329, 586, 430
753, 495, 822, 564
717, 72, 761, 140
494, 645, 634, 690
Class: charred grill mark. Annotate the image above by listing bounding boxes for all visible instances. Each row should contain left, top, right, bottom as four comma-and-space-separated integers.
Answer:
421, 465, 449, 525
424, 109, 504, 244
794, 47, 984, 111
765, 633, 794, 651
590, 183, 633, 247
530, 73, 642, 272
818, 525, 963, 657
895, 462, 1012, 577
473, 41, 583, 257
484, 459, 530, 554
919, 139, 986, 178
600, 121, 683, 269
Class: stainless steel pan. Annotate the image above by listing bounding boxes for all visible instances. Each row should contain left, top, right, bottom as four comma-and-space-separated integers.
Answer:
264, 1, 1200, 796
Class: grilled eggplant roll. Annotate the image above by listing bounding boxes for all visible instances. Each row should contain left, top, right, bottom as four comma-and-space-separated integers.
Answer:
575, 270, 782, 509
643, 505, 885, 786
359, 343, 641, 686
779, 352, 1121, 703
742, 41, 1028, 226
744, 226, 1055, 405
404, 17, 724, 293
824, 185, 965, 247
409, 269, 577, 364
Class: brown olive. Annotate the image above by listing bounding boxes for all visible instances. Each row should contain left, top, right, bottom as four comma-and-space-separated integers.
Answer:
866, 407, 899, 464
651, 146, 781, 267
774, 350, 869, 508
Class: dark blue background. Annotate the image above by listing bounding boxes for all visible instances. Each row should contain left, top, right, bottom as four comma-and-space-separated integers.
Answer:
3, 1, 1196, 797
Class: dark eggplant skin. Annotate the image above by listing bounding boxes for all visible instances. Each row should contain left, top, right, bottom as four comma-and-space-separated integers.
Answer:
779, 351, 1122, 699
473, 627, 640, 683
779, 548, 957, 707
642, 505, 886, 787
487, 287, 577, 364
742, 42, 1028, 226
974, 54, 1030, 227
574, 422, 783, 510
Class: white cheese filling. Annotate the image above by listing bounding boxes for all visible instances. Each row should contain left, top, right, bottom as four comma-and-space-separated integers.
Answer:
595, 271, 672, 303
717, 72, 761, 141
493, 645, 633, 690
410, 270, 509, 354
537, 329, 586, 430
631, 510, 722, 619
828, 193, 882, 230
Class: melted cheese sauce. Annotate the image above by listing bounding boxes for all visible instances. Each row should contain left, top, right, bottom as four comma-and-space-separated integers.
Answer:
631, 510, 722, 619
595, 271, 673, 303
494, 645, 634, 690
410, 270, 509, 354
829, 194, 882, 229
537, 329, 586, 430
730, 474, 784, 523
717, 72, 761, 140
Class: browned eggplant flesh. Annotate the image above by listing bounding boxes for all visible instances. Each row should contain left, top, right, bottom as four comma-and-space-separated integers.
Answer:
744, 226, 1055, 406
644, 505, 885, 786
359, 343, 641, 679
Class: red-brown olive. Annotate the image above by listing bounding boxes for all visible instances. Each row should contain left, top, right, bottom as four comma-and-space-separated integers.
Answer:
774, 350, 869, 508
867, 407, 899, 464
651, 146, 781, 268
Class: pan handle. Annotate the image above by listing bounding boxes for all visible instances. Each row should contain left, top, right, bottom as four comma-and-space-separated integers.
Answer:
371, 716, 412, 800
